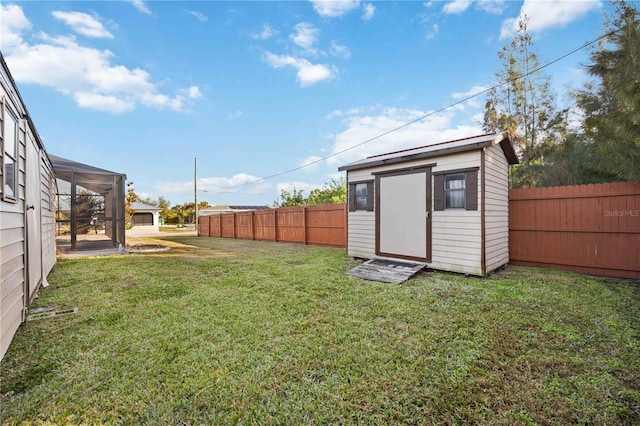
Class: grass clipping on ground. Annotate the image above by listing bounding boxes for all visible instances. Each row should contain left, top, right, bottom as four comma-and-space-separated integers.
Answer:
1, 237, 639, 425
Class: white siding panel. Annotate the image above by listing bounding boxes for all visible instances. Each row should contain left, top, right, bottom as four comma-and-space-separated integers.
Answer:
347, 211, 375, 258
429, 150, 483, 274
484, 145, 510, 273
1, 63, 58, 360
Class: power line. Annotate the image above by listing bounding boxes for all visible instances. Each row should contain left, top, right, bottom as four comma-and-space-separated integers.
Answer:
225, 29, 615, 190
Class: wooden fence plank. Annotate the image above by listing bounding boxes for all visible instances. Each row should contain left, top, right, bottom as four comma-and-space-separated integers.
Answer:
509, 182, 640, 279
197, 204, 347, 248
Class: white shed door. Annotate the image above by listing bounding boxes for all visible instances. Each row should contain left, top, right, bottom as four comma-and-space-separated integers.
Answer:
25, 137, 43, 305
377, 170, 430, 261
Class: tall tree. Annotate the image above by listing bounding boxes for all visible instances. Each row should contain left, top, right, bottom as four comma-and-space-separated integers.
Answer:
124, 181, 138, 229
272, 178, 347, 207
157, 196, 171, 223
573, 1, 640, 181
273, 188, 306, 207
307, 177, 346, 205
483, 18, 567, 188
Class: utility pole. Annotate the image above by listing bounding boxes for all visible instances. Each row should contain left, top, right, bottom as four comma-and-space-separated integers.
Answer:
194, 157, 198, 231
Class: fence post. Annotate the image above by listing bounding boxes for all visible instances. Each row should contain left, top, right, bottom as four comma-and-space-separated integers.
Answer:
273, 208, 278, 242
251, 211, 255, 240
219, 214, 222, 238
303, 206, 307, 245
344, 203, 348, 250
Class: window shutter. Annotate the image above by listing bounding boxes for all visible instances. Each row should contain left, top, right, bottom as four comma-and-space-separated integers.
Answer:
366, 182, 374, 211
434, 174, 444, 211
348, 183, 356, 212
465, 170, 478, 210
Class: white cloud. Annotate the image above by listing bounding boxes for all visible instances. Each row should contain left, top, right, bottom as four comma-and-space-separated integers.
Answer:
264, 52, 336, 86
129, 0, 151, 15
2, 5, 200, 114
443, 0, 505, 15
51, 11, 113, 39
500, 0, 602, 39
477, 0, 506, 14
443, 0, 472, 14
157, 173, 266, 195
290, 22, 320, 56
362, 3, 375, 20
325, 105, 374, 119
426, 23, 439, 40
297, 155, 324, 171
186, 10, 208, 22
310, 0, 361, 18
330, 41, 351, 59
251, 23, 277, 40
451, 85, 490, 109
322, 105, 483, 166
0, 4, 32, 48
73, 92, 134, 113
186, 85, 202, 99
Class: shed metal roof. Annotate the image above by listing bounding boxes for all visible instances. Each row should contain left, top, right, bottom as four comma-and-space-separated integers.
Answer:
338, 132, 519, 172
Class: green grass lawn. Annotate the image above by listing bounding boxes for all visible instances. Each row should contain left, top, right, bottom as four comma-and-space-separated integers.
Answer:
1, 237, 639, 425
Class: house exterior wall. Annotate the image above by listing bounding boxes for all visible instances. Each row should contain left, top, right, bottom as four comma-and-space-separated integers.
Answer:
345, 145, 511, 276
40, 155, 57, 278
1, 60, 57, 360
1, 80, 28, 360
483, 144, 510, 273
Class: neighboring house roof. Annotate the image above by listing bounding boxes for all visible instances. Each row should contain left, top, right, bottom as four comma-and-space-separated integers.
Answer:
131, 201, 161, 211
338, 132, 519, 172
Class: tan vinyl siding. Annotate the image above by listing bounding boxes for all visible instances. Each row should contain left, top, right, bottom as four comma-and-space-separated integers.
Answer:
429, 151, 482, 275
346, 168, 376, 258
41, 157, 57, 275
347, 211, 376, 258
0, 283, 23, 357
484, 144, 510, 272
0, 88, 26, 358
1, 64, 57, 359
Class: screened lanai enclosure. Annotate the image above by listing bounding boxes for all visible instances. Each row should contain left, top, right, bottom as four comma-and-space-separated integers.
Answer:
50, 155, 126, 251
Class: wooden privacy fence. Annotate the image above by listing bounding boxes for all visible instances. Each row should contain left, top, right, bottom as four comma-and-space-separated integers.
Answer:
509, 181, 640, 279
198, 204, 346, 248
198, 183, 640, 279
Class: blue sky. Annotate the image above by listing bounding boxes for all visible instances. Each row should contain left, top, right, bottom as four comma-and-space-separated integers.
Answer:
1, 0, 611, 207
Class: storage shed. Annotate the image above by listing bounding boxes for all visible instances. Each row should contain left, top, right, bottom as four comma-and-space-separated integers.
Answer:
338, 132, 519, 276
1, 54, 57, 359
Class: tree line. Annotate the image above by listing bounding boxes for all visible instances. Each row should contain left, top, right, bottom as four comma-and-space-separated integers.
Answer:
484, 0, 639, 188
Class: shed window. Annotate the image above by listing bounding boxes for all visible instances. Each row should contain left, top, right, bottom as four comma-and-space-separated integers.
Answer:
349, 181, 374, 212
434, 169, 478, 211
355, 183, 368, 210
445, 173, 465, 208
2, 106, 18, 202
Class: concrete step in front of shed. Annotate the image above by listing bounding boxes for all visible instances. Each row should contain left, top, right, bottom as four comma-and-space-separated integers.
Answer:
347, 259, 427, 284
